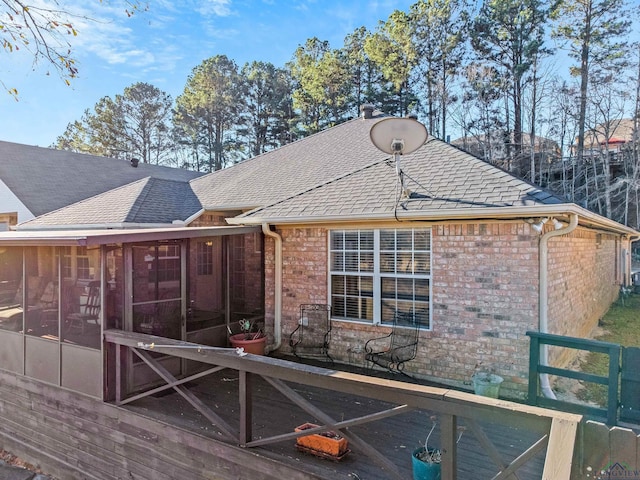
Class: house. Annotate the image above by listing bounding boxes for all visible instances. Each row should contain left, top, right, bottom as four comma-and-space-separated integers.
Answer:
572, 118, 638, 157
0, 140, 204, 227
0, 107, 629, 480
0, 106, 636, 405
450, 131, 561, 179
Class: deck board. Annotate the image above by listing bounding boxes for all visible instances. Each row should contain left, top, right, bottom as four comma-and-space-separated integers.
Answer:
123, 359, 545, 480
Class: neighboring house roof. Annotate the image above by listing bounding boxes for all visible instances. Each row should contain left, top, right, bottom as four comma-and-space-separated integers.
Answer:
18, 177, 202, 229
581, 118, 638, 149
232, 138, 565, 223
0, 140, 203, 219
451, 132, 561, 157
190, 113, 390, 211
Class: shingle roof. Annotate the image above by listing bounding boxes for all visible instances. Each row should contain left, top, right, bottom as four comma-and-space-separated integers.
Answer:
0, 140, 203, 217
190, 114, 390, 209
19, 177, 202, 228
7, 112, 573, 229
235, 137, 566, 221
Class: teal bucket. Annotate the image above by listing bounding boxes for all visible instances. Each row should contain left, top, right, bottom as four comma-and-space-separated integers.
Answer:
412, 447, 441, 480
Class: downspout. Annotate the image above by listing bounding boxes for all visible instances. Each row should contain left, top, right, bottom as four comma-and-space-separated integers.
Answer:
627, 235, 640, 287
262, 223, 282, 353
538, 213, 579, 399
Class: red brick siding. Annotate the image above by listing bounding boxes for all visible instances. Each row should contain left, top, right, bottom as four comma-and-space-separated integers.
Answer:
430, 223, 539, 398
265, 227, 329, 342
263, 222, 623, 400
546, 228, 619, 366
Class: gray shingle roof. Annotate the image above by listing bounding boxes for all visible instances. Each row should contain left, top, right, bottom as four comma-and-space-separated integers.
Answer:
6, 112, 572, 229
236, 137, 566, 221
0, 140, 203, 217
190, 114, 389, 209
19, 177, 202, 227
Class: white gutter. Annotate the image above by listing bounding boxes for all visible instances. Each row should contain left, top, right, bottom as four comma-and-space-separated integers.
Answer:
227, 203, 638, 236
538, 213, 579, 399
15, 222, 181, 231
262, 223, 283, 354
174, 208, 205, 226
627, 234, 640, 285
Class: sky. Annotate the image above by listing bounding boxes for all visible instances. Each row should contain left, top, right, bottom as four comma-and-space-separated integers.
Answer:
0, 0, 415, 148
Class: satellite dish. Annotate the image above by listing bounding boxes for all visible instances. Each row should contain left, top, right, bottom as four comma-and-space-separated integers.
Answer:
369, 117, 428, 198
369, 117, 428, 155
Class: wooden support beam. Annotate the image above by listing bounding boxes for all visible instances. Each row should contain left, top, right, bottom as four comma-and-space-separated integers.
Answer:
239, 370, 252, 446
247, 404, 412, 448
542, 417, 579, 480
440, 413, 457, 480
134, 349, 238, 443
492, 434, 548, 480
117, 365, 225, 406
115, 344, 122, 405
467, 418, 520, 479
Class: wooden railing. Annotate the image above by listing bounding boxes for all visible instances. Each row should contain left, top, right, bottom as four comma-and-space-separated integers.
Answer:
105, 329, 582, 480
527, 331, 621, 425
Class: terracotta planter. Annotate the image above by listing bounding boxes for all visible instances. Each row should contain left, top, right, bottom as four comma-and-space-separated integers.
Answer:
295, 422, 349, 459
229, 333, 266, 355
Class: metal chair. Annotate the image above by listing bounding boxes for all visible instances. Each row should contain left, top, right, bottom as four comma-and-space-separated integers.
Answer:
364, 311, 420, 376
289, 304, 332, 362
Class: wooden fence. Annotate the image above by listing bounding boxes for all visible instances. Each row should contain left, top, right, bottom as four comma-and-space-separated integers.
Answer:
572, 420, 640, 479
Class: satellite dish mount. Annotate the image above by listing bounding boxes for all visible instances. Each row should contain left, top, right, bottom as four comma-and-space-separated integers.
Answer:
369, 117, 428, 197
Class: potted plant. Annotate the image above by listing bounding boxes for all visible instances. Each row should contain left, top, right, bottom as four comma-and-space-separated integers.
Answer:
471, 364, 503, 398
228, 318, 267, 355
412, 415, 442, 480
412, 416, 464, 480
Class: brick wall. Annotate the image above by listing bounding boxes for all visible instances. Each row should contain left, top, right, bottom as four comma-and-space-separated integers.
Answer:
264, 222, 623, 399
265, 227, 329, 343
546, 228, 619, 366
430, 222, 539, 398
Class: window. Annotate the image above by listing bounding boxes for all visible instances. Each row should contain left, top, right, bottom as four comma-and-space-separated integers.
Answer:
60, 246, 93, 282
330, 228, 431, 328
154, 245, 180, 283
197, 241, 213, 276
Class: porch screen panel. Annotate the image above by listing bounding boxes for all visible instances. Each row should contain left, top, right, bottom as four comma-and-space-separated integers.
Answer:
330, 228, 431, 328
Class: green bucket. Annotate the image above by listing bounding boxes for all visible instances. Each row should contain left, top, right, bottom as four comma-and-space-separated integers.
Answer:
472, 373, 503, 398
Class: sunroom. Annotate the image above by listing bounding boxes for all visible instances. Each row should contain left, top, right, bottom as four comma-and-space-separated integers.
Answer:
0, 226, 263, 399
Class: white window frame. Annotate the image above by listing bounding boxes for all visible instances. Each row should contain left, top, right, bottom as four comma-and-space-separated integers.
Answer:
329, 228, 432, 329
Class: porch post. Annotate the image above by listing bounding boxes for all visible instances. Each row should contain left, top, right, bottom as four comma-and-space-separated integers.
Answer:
441, 413, 457, 480
239, 370, 253, 446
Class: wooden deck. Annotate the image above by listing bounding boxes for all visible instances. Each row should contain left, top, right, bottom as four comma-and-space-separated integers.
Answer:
121, 356, 549, 479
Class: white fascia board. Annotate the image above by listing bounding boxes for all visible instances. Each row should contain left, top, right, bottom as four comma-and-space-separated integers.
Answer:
227, 203, 639, 236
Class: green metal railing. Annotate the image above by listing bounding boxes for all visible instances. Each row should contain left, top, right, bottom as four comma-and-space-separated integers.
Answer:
527, 331, 621, 425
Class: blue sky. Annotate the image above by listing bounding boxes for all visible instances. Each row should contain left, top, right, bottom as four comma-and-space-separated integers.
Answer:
0, 0, 414, 147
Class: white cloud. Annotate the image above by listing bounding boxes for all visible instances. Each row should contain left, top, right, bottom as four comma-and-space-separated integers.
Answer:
196, 0, 233, 17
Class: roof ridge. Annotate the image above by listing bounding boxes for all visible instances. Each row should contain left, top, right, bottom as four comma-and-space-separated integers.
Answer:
191, 113, 389, 184
125, 178, 156, 222
238, 156, 392, 218
17, 177, 152, 227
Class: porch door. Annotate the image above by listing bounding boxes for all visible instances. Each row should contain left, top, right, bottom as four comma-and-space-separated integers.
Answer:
126, 241, 186, 392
